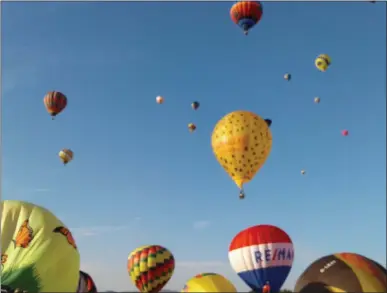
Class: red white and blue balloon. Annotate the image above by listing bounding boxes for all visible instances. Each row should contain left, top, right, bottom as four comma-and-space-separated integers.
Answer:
228, 225, 294, 292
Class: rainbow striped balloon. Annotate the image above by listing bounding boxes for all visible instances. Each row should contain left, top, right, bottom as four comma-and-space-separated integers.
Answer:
127, 245, 175, 293
229, 225, 294, 292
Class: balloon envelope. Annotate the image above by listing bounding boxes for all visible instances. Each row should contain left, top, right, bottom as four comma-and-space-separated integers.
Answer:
127, 245, 175, 293
1, 200, 80, 292
59, 149, 74, 165
294, 252, 387, 292
230, 1, 263, 34
77, 271, 97, 293
211, 110, 272, 192
342, 130, 349, 136
229, 225, 294, 292
43, 91, 67, 118
315, 54, 331, 72
182, 273, 237, 292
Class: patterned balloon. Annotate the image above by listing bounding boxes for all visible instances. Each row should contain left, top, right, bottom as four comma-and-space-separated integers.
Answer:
230, 1, 263, 35
294, 253, 386, 292
229, 225, 294, 292
43, 91, 67, 119
127, 245, 175, 293
1, 200, 80, 292
77, 271, 97, 293
59, 149, 74, 165
315, 54, 331, 72
211, 110, 272, 199
182, 273, 237, 292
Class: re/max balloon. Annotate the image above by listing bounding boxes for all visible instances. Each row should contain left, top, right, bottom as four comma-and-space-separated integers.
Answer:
127, 245, 175, 293
294, 253, 387, 292
1, 200, 80, 292
229, 225, 294, 292
182, 273, 237, 292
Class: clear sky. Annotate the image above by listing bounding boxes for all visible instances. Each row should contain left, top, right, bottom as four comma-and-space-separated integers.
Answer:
2, 1, 386, 291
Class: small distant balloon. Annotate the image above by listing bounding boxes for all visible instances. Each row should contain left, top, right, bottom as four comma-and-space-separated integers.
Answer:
264, 119, 272, 127
301, 170, 306, 175
342, 130, 349, 136
188, 123, 196, 132
230, 1, 263, 35
284, 73, 291, 81
191, 101, 200, 110
156, 96, 164, 104
43, 91, 67, 120
314, 97, 320, 104
59, 149, 74, 165
315, 54, 331, 72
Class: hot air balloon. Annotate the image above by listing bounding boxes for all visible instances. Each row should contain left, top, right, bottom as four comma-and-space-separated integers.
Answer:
230, 1, 263, 35
315, 54, 331, 72
188, 123, 197, 132
211, 110, 272, 199
314, 97, 320, 104
264, 119, 272, 127
301, 170, 306, 175
156, 96, 164, 104
59, 149, 74, 165
1, 200, 80, 292
229, 225, 294, 292
43, 91, 68, 119
294, 253, 387, 292
284, 74, 291, 81
191, 101, 200, 110
127, 245, 175, 293
342, 130, 349, 136
182, 273, 237, 292
77, 271, 97, 293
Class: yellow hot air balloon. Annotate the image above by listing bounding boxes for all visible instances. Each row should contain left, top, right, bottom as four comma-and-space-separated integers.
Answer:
59, 149, 74, 165
1, 200, 80, 292
182, 273, 237, 292
211, 110, 272, 199
315, 54, 331, 72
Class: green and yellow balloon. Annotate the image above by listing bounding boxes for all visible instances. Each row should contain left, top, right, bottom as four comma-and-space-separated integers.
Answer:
1, 200, 80, 292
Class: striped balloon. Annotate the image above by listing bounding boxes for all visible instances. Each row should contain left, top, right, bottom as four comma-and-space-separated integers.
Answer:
43, 91, 67, 119
127, 245, 175, 293
77, 271, 97, 293
229, 225, 294, 292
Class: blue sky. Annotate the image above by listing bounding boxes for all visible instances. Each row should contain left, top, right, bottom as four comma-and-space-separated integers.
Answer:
2, 1, 386, 291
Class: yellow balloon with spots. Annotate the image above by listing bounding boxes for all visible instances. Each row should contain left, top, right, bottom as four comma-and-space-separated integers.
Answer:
1, 200, 80, 292
211, 110, 272, 197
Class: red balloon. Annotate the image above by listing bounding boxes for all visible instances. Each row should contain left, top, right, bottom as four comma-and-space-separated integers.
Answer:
43, 91, 67, 119
230, 1, 263, 35
342, 130, 349, 136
